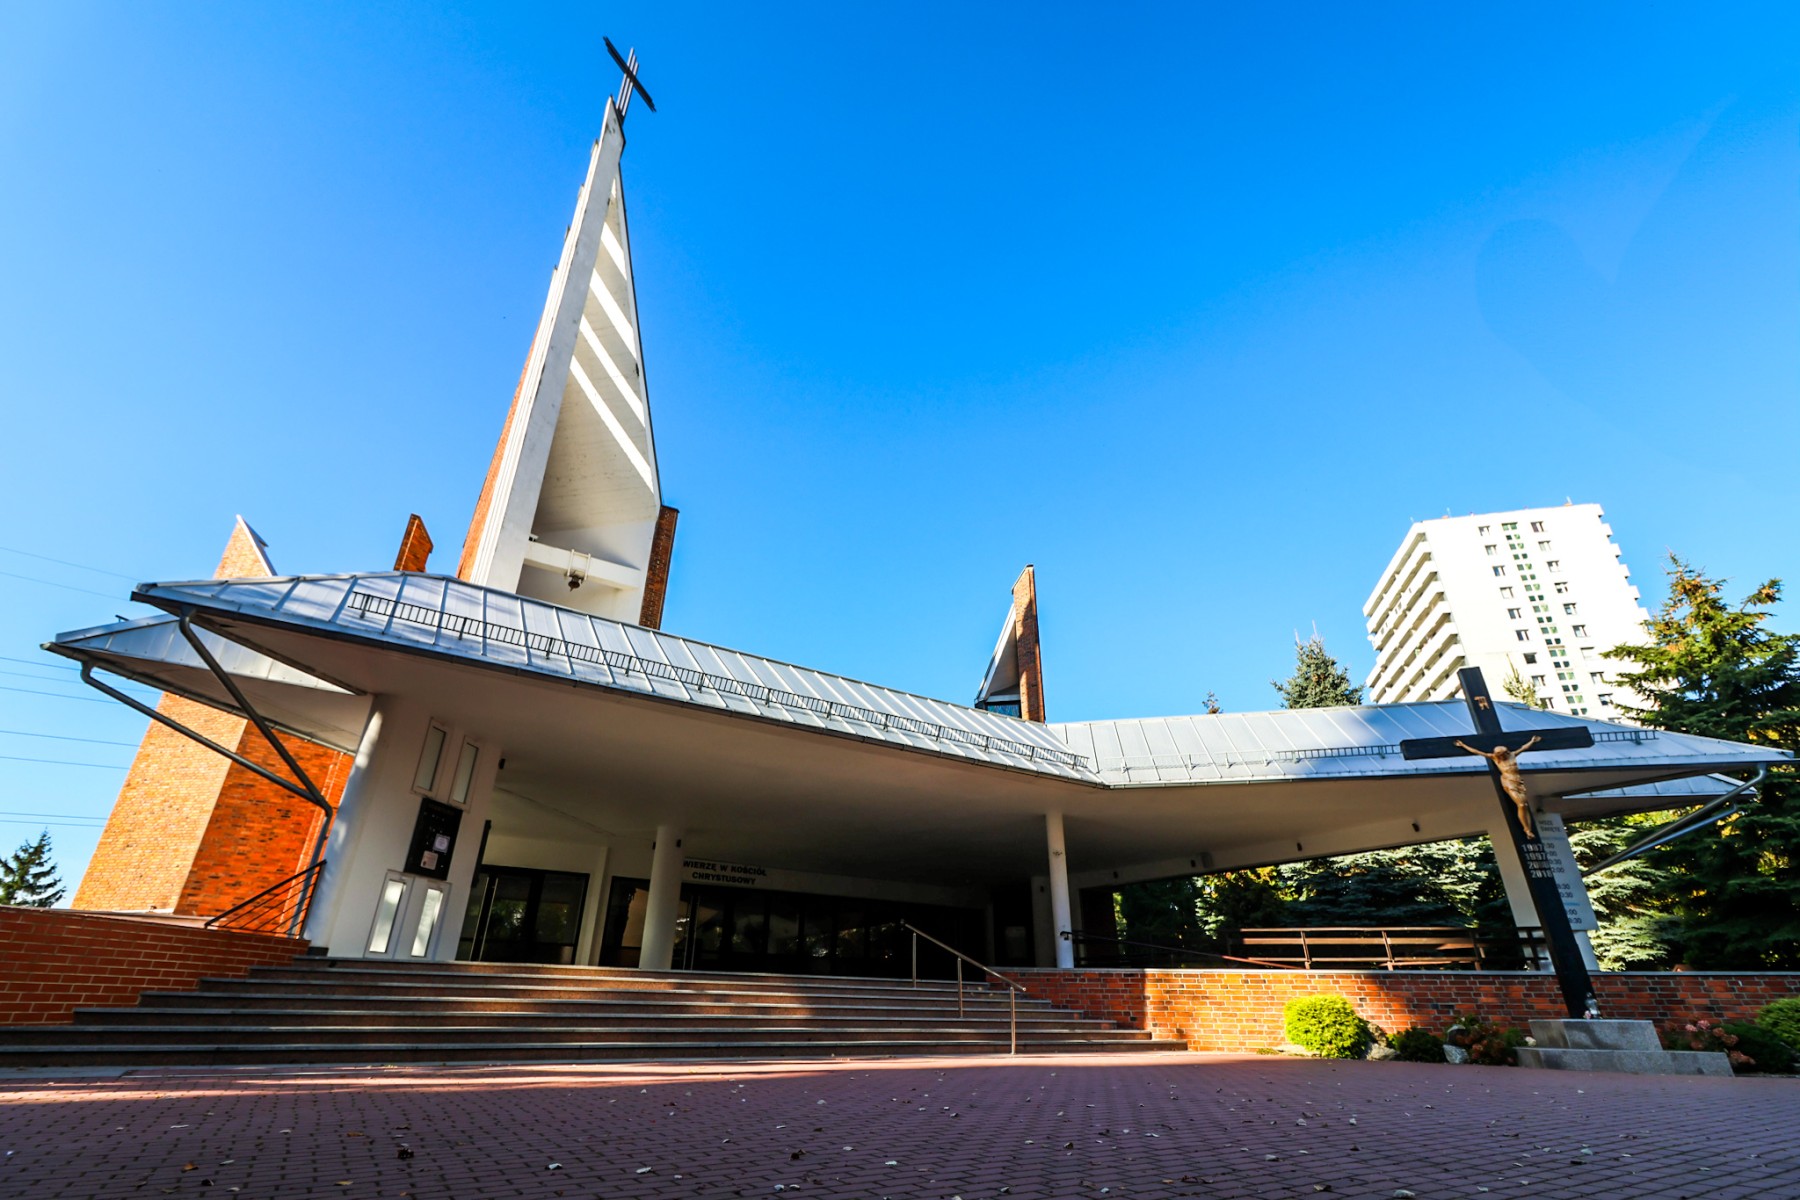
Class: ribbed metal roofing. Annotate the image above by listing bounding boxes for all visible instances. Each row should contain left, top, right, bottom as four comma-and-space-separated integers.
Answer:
50, 571, 1789, 792
1051, 704, 1787, 787
51, 613, 350, 695
120, 573, 1097, 781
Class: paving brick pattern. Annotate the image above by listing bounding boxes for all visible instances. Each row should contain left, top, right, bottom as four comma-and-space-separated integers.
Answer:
3, 1052, 1798, 1199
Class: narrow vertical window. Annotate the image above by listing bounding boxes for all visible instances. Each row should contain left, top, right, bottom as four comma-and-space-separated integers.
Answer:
449, 741, 480, 805
414, 724, 448, 794
368, 877, 408, 954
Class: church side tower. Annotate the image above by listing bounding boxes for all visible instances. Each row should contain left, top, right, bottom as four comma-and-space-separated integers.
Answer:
457, 65, 677, 627
74, 515, 433, 916
73, 519, 356, 914
974, 566, 1047, 722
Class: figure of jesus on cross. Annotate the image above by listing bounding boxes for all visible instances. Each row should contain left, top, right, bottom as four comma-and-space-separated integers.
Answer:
1400, 667, 1598, 1018
1454, 734, 1542, 834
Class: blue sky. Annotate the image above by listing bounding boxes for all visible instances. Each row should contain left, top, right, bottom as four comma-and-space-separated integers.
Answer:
2, 3, 1797, 888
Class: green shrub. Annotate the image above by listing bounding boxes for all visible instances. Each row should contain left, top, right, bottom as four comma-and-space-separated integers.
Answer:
1722, 1022, 1795, 1074
1283, 994, 1372, 1059
1758, 997, 1800, 1052
1391, 1026, 1446, 1063
1445, 1013, 1526, 1066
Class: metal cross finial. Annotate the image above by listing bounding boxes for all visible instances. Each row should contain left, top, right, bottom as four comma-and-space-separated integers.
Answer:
604, 36, 656, 124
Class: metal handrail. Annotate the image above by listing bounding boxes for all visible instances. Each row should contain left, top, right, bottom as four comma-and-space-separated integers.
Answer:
1061, 929, 1293, 970
204, 861, 324, 937
900, 921, 1025, 1055
1237, 925, 1486, 970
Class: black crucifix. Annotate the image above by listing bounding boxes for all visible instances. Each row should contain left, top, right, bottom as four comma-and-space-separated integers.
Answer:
604, 36, 657, 126
1400, 666, 1597, 1018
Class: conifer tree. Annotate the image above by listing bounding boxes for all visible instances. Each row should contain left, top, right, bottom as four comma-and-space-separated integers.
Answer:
1502, 665, 1544, 709
1272, 633, 1365, 708
0, 831, 65, 908
1602, 557, 1800, 967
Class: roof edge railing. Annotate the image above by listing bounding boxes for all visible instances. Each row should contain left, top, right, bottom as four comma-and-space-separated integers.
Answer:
340, 590, 1089, 771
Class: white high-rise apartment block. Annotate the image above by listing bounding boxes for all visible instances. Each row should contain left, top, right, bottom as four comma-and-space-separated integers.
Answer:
1364, 504, 1650, 716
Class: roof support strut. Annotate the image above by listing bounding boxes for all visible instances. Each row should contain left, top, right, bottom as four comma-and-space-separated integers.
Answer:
78, 610, 335, 935
1583, 767, 1768, 877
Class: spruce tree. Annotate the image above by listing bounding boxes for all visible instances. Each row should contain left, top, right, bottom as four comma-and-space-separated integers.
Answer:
1566, 816, 1677, 969
1502, 665, 1544, 709
1272, 633, 1365, 708
0, 831, 65, 908
1602, 557, 1800, 967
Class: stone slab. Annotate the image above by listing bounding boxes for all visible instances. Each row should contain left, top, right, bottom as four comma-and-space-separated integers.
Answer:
1517, 1046, 1734, 1076
1529, 1018, 1661, 1051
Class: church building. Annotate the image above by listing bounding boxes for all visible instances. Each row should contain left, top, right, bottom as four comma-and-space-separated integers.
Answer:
56, 66, 1789, 982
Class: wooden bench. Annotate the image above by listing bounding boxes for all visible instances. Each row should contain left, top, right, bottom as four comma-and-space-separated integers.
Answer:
1234, 926, 1485, 970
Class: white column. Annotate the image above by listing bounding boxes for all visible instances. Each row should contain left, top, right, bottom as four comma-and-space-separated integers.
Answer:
638, 825, 685, 971
575, 844, 611, 965
1488, 828, 1550, 971
1046, 813, 1075, 969
303, 699, 392, 949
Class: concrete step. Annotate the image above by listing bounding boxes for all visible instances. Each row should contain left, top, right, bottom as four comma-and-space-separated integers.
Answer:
198, 976, 1042, 1009
0, 1036, 1187, 1069
1, 958, 1151, 1068
127, 991, 1051, 1018
7, 1022, 1157, 1047
1515, 1046, 1733, 1076
245, 964, 1022, 1003
83, 1005, 1112, 1030
302, 960, 989, 989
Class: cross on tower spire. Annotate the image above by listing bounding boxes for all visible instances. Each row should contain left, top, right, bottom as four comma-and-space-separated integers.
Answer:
604, 36, 656, 124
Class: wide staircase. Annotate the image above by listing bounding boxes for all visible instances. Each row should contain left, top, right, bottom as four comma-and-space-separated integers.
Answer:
0, 958, 1180, 1067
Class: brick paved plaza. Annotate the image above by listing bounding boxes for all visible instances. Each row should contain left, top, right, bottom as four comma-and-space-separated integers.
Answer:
3, 1052, 1796, 1200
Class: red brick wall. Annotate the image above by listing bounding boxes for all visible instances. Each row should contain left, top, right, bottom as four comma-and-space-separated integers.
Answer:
176, 736, 351, 916
393, 513, 435, 573
638, 505, 680, 629
72, 696, 241, 913
0, 907, 304, 1026
1008, 968, 1800, 1051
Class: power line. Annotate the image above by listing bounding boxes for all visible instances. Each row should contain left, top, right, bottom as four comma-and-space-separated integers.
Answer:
0, 544, 142, 581
0, 667, 97, 685
0, 654, 76, 671
0, 818, 108, 829
0, 753, 129, 769
0, 684, 124, 705
0, 568, 128, 601
0, 810, 107, 823
0, 728, 140, 748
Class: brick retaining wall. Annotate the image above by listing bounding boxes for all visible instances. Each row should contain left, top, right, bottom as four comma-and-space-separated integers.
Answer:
1007, 968, 1800, 1051
0, 906, 305, 1025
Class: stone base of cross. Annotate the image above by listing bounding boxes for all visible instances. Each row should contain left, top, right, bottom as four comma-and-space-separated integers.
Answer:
1399, 667, 1597, 1018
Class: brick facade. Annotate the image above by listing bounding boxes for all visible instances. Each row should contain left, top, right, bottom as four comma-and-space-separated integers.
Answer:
393, 513, 434, 573
174, 736, 351, 915
1006, 968, 1800, 1051
1012, 566, 1045, 723
0, 907, 303, 1025
72, 696, 244, 912
638, 505, 679, 628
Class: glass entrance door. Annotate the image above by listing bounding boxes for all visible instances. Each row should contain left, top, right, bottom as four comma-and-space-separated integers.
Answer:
456, 865, 588, 964
598, 876, 983, 977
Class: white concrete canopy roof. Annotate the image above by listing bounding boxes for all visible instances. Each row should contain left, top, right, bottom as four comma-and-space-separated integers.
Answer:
46, 572, 1790, 886
47, 614, 370, 751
